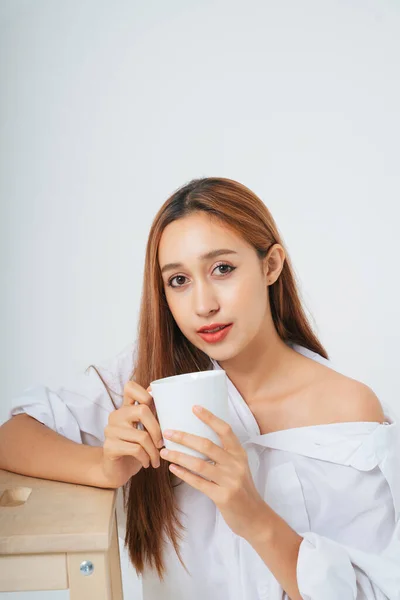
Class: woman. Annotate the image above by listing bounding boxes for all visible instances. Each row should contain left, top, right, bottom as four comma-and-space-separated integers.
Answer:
4, 177, 400, 599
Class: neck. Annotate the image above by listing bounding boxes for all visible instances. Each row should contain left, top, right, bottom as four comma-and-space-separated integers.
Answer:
215, 322, 300, 405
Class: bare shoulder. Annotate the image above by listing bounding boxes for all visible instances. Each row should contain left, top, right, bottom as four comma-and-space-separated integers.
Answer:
335, 377, 385, 423
253, 353, 387, 434
310, 363, 386, 424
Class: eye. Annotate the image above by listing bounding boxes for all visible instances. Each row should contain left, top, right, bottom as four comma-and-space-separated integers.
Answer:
168, 275, 187, 288
215, 264, 234, 275
166, 263, 236, 289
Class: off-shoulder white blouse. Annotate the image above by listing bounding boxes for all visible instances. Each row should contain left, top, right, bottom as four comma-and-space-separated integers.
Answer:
8, 342, 400, 599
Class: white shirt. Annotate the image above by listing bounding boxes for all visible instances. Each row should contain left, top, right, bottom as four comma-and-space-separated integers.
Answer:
8, 343, 400, 600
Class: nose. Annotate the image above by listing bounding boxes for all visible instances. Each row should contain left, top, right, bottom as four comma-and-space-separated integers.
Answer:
193, 279, 220, 318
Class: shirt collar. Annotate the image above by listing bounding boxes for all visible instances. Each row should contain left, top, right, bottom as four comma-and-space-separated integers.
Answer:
211, 345, 400, 520
210, 344, 398, 463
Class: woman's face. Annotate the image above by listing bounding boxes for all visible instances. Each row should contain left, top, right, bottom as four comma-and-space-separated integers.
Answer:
158, 212, 277, 361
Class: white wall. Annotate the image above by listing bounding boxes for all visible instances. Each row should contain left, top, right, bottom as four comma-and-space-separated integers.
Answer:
1, 0, 399, 598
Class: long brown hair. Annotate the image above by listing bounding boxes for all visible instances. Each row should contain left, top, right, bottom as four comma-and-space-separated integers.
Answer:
107, 177, 329, 580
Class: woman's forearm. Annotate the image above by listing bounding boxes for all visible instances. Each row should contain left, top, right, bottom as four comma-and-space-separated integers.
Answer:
0, 413, 107, 488
246, 504, 303, 600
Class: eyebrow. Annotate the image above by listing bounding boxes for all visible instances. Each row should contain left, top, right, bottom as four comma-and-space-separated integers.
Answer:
160, 248, 238, 275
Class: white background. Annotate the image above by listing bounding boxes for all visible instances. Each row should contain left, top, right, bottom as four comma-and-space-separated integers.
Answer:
1, 0, 399, 598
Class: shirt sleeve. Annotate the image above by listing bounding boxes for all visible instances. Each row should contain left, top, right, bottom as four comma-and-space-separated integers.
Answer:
296, 523, 400, 599
7, 342, 137, 447
295, 434, 400, 600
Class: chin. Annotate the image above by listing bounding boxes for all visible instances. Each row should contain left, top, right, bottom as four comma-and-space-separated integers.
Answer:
207, 346, 238, 363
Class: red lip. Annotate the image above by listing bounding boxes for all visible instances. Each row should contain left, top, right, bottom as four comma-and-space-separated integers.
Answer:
197, 322, 232, 333
197, 323, 233, 344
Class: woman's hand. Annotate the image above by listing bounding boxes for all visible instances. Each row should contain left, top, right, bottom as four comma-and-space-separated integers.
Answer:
159, 405, 267, 539
100, 381, 164, 488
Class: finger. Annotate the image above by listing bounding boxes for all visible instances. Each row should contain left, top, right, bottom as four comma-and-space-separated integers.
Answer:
160, 447, 218, 482
117, 424, 161, 468
166, 463, 215, 495
192, 406, 241, 454
123, 380, 156, 432
126, 403, 164, 450
107, 438, 153, 469
163, 429, 226, 464
123, 380, 154, 411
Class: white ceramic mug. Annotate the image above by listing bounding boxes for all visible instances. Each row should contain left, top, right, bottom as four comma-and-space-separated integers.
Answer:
149, 370, 229, 462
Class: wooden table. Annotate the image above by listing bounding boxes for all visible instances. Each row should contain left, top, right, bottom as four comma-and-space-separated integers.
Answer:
0, 469, 123, 599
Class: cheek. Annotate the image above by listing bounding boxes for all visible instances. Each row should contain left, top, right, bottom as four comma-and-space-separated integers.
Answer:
236, 280, 268, 321
229, 273, 265, 306
165, 294, 189, 327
